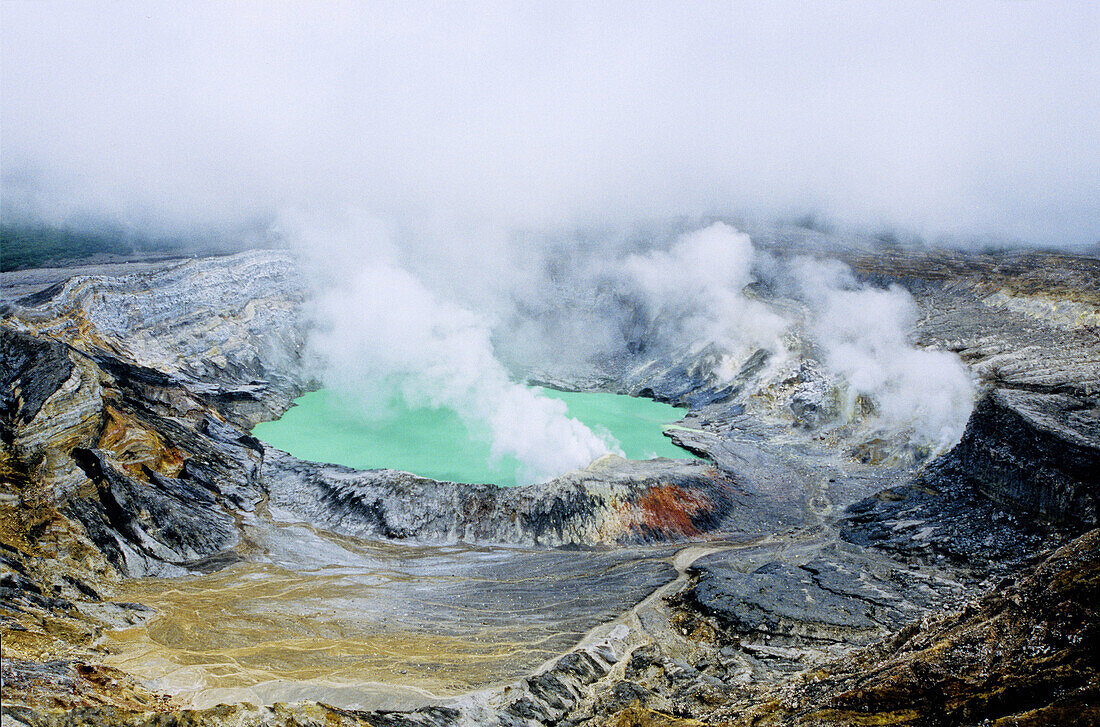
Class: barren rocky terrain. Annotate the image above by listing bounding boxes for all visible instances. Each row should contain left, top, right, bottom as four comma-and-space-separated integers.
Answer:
2, 236, 1097, 726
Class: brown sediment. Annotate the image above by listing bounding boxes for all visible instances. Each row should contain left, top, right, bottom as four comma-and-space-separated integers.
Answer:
625, 484, 711, 540
607, 704, 706, 727
96, 405, 186, 477
0, 660, 172, 713
97, 548, 609, 706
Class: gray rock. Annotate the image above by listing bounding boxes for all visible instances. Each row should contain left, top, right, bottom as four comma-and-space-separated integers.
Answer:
952, 388, 1100, 525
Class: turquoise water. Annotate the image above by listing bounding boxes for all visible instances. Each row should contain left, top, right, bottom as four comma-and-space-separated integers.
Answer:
252, 388, 695, 486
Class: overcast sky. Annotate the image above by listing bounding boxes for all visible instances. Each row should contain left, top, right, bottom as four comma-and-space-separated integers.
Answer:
2, 1, 1097, 246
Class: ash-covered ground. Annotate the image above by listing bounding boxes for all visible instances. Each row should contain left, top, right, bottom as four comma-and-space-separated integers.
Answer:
2, 226, 1097, 726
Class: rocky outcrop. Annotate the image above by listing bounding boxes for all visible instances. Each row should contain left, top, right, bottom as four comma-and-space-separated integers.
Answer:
1, 321, 270, 578
854, 244, 1100, 528
264, 450, 742, 546
0, 329, 74, 437
4, 251, 310, 427
680, 550, 921, 647
949, 388, 1100, 525
833, 240, 1100, 567
838, 386, 1098, 575
65, 448, 240, 576
715, 528, 1100, 727
1, 327, 104, 497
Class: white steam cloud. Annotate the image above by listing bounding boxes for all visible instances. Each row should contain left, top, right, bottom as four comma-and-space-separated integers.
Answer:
613, 223, 975, 449
789, 257, 975, 449
292, 213, 973, 480
620, 223, 789, 367
284, 211, 617, 485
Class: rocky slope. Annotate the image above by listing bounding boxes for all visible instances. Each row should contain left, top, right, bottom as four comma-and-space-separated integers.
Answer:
717, 527, 1100, 727
2, 240, 1098, 725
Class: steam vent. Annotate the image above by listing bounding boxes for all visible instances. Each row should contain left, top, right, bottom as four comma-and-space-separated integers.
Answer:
3, 4, 1099, 727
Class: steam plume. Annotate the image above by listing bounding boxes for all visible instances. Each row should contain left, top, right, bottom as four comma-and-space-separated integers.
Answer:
283, 211, 617, 485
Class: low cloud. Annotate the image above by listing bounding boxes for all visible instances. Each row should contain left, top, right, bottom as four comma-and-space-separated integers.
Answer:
2, 1, 1098, 246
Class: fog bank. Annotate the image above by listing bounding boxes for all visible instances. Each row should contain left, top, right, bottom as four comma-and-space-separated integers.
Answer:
3, 1, 1098, 246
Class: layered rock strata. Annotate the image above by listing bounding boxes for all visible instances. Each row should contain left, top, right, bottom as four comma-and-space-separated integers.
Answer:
1, 240, 1099, 726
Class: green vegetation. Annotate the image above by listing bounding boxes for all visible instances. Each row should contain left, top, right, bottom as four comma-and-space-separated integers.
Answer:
0, 224, 141, 271
0, 222, 272, 272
